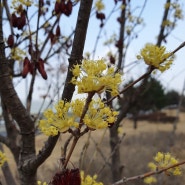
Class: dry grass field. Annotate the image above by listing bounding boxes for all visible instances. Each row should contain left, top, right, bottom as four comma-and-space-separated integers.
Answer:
1, 109, 185, 185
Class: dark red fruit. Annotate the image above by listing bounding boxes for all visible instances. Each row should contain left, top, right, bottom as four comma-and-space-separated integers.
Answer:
37, 58, 47, 80
22, 57, 31, 78
7, 34, 14, 48
56, 25, 61, 37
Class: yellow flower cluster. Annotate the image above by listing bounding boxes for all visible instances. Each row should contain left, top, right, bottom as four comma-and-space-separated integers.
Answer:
165, 2, 183, 19
39, 98, 118, 136
95, 0, 105, 12
144, 176, 157, 184
0, 151, 7, 167
37, 181, 47, 185
148, 152, 182, 176
39, 100, 79, 136
11, 47, 26, 62
81, 171, 104, 185
137, 44, 173, 72
84, 98, 118, 129
71, 59, 121, 96
11, 0, 33, 12
162, 20, 174, 27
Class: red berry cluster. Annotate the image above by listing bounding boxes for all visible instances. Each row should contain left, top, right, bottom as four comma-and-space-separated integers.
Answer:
22, 57, 47, 80
51, 168, 81, 185
7, 35, 14, 48
55, 0, 72, 16
115, 39, 123, 49
11, 11, 26, 30
49, 25, 61, 45
96, 12, 105, 27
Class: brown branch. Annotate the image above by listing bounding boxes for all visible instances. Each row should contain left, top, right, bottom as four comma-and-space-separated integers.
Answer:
117, 0, 126, 70
156, 0, 171, 46
107, 40, 185, 104
26, 134, 60, 170
62, 0, 93, 102
62, 137, 79, 169
112, 160, 185, 185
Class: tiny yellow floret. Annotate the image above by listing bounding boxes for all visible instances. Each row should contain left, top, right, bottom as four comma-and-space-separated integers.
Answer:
144, 176, 157, 184
71, 59, 121, 96
37, 181, 48, 185
0, 151, 7, 167
83, 98, 118, 130
81, 171, 104, 185
137, 44, 174, 72
148, 152, 182, 176
95, 0, 105, 12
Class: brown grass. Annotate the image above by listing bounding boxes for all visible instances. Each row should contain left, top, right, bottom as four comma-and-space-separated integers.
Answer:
1, 111, 185, 185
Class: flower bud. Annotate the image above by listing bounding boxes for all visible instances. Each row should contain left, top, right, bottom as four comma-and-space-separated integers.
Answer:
56, 25, 61, 37
11, 13, 18, 27
7, 34, 14, 48
64, 0, 72, 16
54, 1, 61, 14
37, 58, 47, 80
22, 57, 31, 78
17, 12, 26, 30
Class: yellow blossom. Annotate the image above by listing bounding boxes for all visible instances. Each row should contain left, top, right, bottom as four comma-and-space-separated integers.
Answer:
95, 0, 105, 12
162, 20, 174, 27
11, 47, 26, 62
71, 59, 122, 96
37, 181, 48, 185
39, 98, 119, 136
144, 176, 157, 184
11, 0, 33, 11
83, 98, 118, 130
0, 151, 7, 167
81, 171, 104, 185
148, 152, 182, 176
164, 2, 183, 19
137, 44, 174, 72
39, 100, 81, 136
174, 8, 183, 19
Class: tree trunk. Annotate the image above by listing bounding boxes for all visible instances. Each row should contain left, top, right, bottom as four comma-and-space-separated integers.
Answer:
109, 125, 122, 182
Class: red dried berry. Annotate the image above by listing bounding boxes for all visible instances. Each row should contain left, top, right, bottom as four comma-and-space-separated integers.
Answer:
22, 57, 31, 78
68, 169, 81, 185
109, 55, 115, 64
96, 12, 105, 20
55, 1, 61, 14
37, 58, 47, 80
64, 0, 72, 16
51, 168, 80, 185
11, 13, 18, 27
49, 31, 56, 45
60, 1, 66, 14
39, 0, 44, 7
56, 25, 61, 37
7, 34, 14, 48
117, 17, 124, 24
17, 12, 26, 30
28, 44, 33, 55
115, 39, 123, 48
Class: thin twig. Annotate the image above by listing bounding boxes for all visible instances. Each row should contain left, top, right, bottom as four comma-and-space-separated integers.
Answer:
107, 41, 185, 104
112, 159, 185, 185
62, 136, 79, 169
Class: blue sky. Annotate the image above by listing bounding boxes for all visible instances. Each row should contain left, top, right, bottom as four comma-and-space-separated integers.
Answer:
12, 0, 185, 104
85, 0, 185, 93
